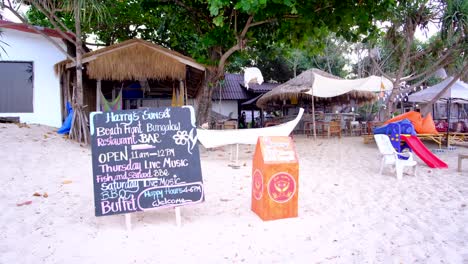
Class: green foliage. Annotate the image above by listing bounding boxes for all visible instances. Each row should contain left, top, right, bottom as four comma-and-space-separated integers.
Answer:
367, 0, 467, 82
441, 0, 468, 40
26, 0, 108, 45
227, 33, 352, 82
356, 101, 381, 121
27, 8, 72, 31
29, 0, 396, 75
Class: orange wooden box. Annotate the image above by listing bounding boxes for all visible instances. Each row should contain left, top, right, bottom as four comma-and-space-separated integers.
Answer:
251, 136, 299, 221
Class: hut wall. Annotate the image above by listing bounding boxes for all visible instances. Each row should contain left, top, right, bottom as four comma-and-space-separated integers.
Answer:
140, 98, 197, 108
60, 70, 73, 120
83, 76, 97, 115
212, 100, 238, 119
0, 28, 67, 127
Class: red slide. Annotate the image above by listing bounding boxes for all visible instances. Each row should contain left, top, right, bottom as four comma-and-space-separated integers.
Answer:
401, 135, 448, 169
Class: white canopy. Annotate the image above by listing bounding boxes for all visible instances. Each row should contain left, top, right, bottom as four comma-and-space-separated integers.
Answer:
303, 74, 393, 97
408, 76, 468, 103
256, 69, 393, 109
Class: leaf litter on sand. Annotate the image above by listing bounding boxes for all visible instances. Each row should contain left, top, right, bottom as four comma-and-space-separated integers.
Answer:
33, 192, 49, 198
15, 123, 30, 128
16, 200, 32, 206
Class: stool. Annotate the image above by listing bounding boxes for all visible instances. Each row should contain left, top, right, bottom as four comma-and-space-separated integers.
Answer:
458, 154, 468, 172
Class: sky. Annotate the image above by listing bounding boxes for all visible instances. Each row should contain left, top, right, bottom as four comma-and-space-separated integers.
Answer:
1, 6, 28, 23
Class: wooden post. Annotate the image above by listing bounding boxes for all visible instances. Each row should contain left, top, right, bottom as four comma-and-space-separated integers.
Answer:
446, 98, 451, 148
236, 144, 239, 166
96, 79, 101, 111
311, 71, 317, 140
125, 214, 132, 231
228, 144, 240, 169
184, 80, 188, 106
175, 207, 182, 227
179, 79, 185, 106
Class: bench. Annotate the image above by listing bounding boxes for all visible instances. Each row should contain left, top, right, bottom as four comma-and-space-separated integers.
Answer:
363, 134, 374, 144
458, 154, 468, 172
417, 134, 444, 149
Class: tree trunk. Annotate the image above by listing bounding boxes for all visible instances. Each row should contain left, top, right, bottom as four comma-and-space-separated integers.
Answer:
196, 69, 217, 126
383, 86, 399, 120
69, 0, 90, 143
195, 16, 255, 126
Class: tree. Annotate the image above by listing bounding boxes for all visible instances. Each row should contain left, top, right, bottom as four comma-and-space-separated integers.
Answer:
153, 0, 391, 122
1, 0, 107, 143
190, 0, 393, 124
24, 0, 395, 125
369, 0, 467, 119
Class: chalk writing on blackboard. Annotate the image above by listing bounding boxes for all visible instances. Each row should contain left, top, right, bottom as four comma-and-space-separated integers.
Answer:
90, 106, 204, 217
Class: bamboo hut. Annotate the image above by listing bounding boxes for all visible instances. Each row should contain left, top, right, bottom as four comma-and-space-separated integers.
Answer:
54, 39, 206, 120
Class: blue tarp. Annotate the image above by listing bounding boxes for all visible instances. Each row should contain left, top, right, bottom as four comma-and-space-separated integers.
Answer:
57, 102, 73, 134
123, 82, 143, 98
373, 119, 416, 135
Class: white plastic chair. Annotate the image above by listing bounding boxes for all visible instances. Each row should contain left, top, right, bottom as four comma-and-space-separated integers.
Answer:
374, 134, 417, 180
350, 121, 361, 136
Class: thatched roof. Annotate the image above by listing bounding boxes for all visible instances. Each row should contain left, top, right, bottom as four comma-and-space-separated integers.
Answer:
256, 68, 378, 109
54, 39, 205, 81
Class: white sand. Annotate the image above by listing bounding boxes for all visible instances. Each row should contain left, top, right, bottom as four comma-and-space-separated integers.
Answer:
0, 123, 467, 263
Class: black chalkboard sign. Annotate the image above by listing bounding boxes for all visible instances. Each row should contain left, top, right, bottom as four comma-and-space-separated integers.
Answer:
90, 106, 204, 217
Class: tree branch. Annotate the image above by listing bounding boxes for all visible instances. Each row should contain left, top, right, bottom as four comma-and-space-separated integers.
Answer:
314, 4, 332, 12
215, 15, 280, 80
394, 26, 415, 86
370, 56, 393, 80
29, 1, 78, 47
425, 63, 468, 105
84, 41, 107, 47
408, 37, 463, 65
161, 0, 213, 25
216, 43, 241, 78
249, 18, 277, 28
404, 49, 456, 82
2, 4, 75, 61
240, 15, 253, 38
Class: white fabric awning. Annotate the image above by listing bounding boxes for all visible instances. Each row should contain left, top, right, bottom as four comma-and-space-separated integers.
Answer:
408, 77, 468, 103
303, 74, 393, 98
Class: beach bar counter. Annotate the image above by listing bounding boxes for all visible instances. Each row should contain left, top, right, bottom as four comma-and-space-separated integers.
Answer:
251, 136, 299, 221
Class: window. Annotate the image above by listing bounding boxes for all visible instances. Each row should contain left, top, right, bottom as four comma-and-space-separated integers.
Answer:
0, 61, 34, 113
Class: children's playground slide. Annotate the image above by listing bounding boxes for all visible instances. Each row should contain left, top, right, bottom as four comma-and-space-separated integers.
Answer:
401, 135, 448, 169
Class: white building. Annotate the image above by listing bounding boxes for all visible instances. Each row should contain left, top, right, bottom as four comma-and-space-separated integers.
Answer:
0, 20, 68, 127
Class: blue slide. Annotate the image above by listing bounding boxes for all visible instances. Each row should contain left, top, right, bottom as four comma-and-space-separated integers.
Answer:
57, 102, 73, 134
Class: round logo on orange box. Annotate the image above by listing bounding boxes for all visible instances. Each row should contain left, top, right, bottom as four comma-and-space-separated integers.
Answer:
252, 169, 263, 200
268, 172, 296, 203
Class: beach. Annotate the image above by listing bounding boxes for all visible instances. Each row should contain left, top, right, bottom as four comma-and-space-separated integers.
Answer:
0, 123, 467, 263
